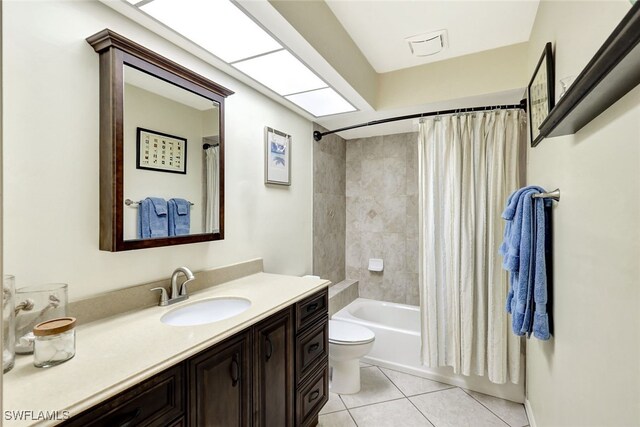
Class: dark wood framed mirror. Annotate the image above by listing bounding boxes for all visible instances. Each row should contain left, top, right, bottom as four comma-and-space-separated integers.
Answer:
87, 29, 233, 251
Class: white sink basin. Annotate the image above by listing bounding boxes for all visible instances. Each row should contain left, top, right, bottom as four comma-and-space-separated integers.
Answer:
161, 297, 251, 326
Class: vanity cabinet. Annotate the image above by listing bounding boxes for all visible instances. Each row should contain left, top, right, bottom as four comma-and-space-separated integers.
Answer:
60, 288, 328, 427
253, 307, 295, 426
189, 331, 252, 426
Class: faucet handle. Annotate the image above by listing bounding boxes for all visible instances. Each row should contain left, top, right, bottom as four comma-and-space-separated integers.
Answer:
150, 287, 169, 306
179, 278, 194, 297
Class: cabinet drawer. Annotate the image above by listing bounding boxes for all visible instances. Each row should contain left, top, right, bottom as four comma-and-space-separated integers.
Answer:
297, 362, 329, 427
295, 289, 328, 332
62, 364, 185, 427
296, 317, 328, 380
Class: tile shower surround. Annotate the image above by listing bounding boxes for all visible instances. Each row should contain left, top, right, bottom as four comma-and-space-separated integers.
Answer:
313, 124, 347, 286
345, 132, 419, 305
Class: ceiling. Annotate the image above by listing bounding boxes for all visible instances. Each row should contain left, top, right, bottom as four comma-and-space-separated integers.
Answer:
105, 0, 539, 139
326, 0, 540, 73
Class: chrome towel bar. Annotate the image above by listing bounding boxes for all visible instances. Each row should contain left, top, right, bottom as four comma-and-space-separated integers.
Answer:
532, 189, 560, 202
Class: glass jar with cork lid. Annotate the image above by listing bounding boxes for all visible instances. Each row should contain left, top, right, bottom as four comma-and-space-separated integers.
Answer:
33, 317, 76, 368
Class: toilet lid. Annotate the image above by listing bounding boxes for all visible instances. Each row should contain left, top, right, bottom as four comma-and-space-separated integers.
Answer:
329, 320, 375, 345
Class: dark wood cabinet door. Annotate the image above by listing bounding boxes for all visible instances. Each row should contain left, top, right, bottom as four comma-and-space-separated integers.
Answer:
253, 307, 295, 427
189, 331, 251, 427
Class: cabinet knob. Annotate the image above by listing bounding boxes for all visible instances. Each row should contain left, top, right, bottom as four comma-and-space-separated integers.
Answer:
307, 342, 320, 354
306, 302, 318, 313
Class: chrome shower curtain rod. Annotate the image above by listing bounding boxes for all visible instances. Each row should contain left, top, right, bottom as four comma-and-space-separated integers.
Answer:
313, 99, 527, 141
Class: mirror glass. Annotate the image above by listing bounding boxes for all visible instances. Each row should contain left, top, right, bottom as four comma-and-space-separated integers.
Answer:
123, 65, 221, 241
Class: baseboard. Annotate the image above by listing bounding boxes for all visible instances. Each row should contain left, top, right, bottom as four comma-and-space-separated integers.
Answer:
363, 356, 525, 404
524, 398, 537, 427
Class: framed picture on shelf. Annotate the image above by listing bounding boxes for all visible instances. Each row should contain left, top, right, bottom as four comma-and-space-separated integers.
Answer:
136, 127, 187, 174
528, 42, 555, 147
264, 127, 291, 186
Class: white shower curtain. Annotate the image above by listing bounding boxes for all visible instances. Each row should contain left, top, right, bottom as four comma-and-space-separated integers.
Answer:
418, 110, 526, 384
205, 145, 220, 233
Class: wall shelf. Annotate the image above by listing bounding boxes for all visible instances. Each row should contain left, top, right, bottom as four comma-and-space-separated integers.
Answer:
538, 2, 640, 139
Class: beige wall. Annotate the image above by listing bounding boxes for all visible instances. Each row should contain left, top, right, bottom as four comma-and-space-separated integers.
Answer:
0, 0, 3, 412
525, 1, 639, 426
3, 0, 313, 301
377, 43, 529, 110
345, 132, 419, 305
313, 124, 346, 285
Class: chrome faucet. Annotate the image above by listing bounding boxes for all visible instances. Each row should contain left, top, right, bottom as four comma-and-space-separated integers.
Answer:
151, 267, 195, 306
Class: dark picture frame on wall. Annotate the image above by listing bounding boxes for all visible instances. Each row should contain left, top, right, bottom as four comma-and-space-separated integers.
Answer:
136, 127, 188, 174
528, 42, 555, 147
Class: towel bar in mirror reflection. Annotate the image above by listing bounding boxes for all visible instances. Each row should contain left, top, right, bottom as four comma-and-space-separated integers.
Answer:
87, 29, 234, 251
125, 199, 195, 207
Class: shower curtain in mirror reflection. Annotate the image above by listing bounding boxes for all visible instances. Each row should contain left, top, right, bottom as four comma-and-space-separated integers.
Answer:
205, 145, 219, 233
418, 110, 526, 384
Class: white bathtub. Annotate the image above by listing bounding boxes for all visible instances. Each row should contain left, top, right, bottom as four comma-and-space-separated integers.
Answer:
333, 298, 525, 403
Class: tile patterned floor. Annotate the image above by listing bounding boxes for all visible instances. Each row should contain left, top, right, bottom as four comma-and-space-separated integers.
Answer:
318, 365, 529, 427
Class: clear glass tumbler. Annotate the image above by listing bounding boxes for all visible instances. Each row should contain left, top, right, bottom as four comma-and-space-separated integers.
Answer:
3, 275, 16, 373
15, 283, 68, 354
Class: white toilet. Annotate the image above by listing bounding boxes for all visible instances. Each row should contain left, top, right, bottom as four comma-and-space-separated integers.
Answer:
328, 320, 375, 394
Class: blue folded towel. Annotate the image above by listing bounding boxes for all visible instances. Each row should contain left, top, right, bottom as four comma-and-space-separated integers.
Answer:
137, 197, 168, 239
168, 198, 191, 236
500, 186, 551, 340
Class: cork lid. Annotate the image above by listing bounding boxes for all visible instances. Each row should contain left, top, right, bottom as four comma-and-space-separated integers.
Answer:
33, 317, 76, 336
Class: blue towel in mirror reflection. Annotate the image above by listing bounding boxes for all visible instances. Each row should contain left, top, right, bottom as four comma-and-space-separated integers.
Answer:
138, 197, 168, 239
168, 198, 191, 236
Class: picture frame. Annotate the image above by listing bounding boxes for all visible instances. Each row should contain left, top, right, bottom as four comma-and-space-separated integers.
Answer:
136, 127, 187, 174
265, 127, 291, 186
528, 42, 555, 147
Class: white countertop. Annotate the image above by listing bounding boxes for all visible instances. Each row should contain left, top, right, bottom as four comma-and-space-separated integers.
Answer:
3, 272, 329, 427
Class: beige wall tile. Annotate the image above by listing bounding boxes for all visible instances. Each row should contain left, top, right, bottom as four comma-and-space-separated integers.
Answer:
361, 158, 386, 195
345, 132, 419, 305
381, 195, 407, 233
382, 157, 406, 195
360, 136, 384, 160
313, 124, 346, 285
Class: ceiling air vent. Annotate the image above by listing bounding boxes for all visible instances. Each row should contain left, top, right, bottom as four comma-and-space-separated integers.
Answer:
406, 30, 448, 57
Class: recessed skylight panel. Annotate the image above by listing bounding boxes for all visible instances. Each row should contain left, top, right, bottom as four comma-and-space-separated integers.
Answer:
140, 0, 282, 63
232, 50, 327, 96
286, 88, 356, 117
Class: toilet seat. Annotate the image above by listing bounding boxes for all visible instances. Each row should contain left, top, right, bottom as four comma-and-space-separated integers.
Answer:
329, 320, 375, 345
